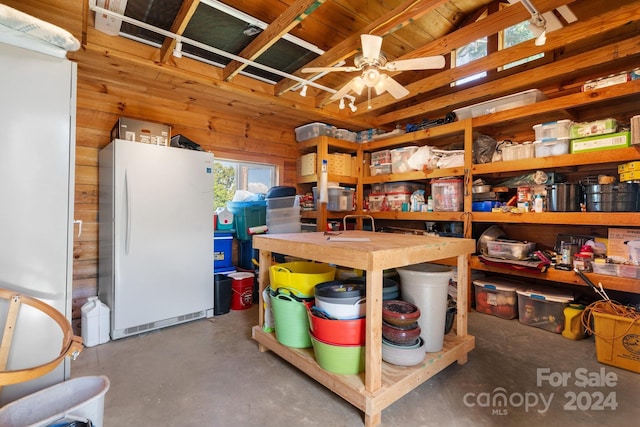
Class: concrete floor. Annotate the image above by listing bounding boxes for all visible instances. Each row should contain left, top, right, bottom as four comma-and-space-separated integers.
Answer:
72, 306, 639, 427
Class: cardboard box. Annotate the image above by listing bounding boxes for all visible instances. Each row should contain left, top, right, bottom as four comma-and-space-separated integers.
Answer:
111, 118, 171, 146
570, 131, 630, 153
607, 228, 640, 261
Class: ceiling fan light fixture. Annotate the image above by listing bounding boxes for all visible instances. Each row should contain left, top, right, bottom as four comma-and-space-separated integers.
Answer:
349, 100, 357, 112
339, 98, 345, 110
363, 67, 381, 87
299, 85, 307, 97
351, 77, 365, 95
374, 75, 388, 96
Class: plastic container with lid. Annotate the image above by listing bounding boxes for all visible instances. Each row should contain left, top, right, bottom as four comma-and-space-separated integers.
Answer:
533, 119, 572, 141
516, 287, 573, 333
473, 278, 526, 319
431, 178, 463, 211
390, 146, 418, 173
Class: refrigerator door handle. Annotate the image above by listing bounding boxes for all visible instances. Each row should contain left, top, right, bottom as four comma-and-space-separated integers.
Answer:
124, 169, 131, 255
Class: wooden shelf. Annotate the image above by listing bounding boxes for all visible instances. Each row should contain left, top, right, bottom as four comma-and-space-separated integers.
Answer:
361, 166, 465, 184
252, 327, 475, 414
472, 147, 640, 175
470, 211, 639, 226
253, 231, 475, 427
364, 210, 466, 222
360, 119, 471, 151
470, 256, 640, 294
295, 80, 640, 295
297, 173, 358, 185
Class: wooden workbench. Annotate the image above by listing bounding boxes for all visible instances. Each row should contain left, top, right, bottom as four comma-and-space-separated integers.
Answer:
252, 231, 475, 427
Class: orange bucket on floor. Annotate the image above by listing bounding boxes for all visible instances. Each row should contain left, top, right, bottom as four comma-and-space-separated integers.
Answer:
228, 272, 254, 310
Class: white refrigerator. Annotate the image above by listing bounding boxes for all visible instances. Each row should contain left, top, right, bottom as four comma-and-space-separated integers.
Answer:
0, 41, 76, 404
99, 139, 214, 340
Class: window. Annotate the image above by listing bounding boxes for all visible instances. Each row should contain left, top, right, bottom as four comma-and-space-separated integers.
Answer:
502, 21, 544, 69
214, 159, 277, 209
454, 37, 488, 85
453, 19, 545, 85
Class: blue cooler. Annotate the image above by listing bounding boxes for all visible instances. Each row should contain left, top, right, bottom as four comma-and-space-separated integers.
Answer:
214, 231, 234, 270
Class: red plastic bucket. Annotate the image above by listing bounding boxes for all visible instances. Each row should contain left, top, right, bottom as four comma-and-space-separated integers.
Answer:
228, 272, 254, 310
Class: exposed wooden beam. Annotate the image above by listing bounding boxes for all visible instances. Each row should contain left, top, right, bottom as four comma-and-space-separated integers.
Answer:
375, 33, 640, 125
273, 0, 449, 97
159, 0, 201, 64
222, 0, 328, 82
73, 27, 375, 130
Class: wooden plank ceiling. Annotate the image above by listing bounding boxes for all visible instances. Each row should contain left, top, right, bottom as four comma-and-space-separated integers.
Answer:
73, 0, 640, 132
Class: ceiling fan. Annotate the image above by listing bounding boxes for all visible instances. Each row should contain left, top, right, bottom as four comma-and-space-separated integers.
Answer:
302, 34, 445, 102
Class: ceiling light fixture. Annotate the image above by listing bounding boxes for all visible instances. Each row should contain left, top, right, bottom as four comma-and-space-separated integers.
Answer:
339, 98, 345, 110
519, 0, 547, 46
348, 100, 357, 112
173, 39, 182, 58
299, 85, 307, 97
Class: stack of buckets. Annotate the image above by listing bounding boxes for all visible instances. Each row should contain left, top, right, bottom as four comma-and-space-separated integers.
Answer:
268, 261, 336, 348
396, 263, 454, 353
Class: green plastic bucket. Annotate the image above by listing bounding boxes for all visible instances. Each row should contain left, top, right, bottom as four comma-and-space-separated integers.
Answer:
270, 287, 313, 348
310, 331, 365, 374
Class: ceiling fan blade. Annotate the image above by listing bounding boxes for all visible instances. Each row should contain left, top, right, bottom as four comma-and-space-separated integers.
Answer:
301, 66, 358, 73
384, 56, 445, 71
330, 79, 357, 100
361, 34, 383, 61
378, 75, 409, 99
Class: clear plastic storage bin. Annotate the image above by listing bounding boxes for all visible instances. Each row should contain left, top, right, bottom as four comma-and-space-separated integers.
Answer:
517, 287, 573, 333
385, 192, 411, 211
370, 163, 392, 176
473, 278, 526, 319
371, 149, 391, 166
533, 120, 572, 141
295, 122, 336, 142
487, 239, 535, 260
390, 146, 418, 173
368, 193, 386, 212
453, 89, 546, 119
328, 187, 355, 211
502, 142, 534, 161
533, 138, 569, 157
431, 178, 463, 211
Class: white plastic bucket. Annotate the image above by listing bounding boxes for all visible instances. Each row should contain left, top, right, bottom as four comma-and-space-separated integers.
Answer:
81, 297, 111, 347
0, 375, 110, 427
396, 263, 453, 352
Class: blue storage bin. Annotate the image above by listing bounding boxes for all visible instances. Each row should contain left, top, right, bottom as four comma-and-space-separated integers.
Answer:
472, 201, 501, 212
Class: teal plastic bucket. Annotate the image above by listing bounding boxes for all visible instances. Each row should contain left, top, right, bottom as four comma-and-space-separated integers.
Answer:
270, 287, 313, 348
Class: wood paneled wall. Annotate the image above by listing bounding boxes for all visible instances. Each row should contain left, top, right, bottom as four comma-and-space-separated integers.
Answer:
71, 68, 299, 319
2, 0, 300, 320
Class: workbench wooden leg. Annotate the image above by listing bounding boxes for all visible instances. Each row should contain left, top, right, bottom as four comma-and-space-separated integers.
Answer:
457, 354, 469, 365
364, 411, 381, 427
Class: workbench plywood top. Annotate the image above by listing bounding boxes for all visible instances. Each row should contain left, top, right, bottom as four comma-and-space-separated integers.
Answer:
253, 231, 475, 271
